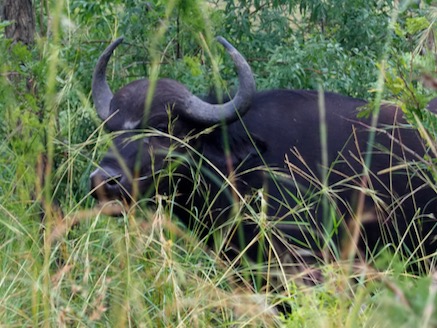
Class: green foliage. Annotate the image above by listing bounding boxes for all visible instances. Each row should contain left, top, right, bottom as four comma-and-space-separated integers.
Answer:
0, 41, 45, 205
260, 37, 377, 97
214, 0, 398, 98
369, 273, 437, 327
360, 5, 437, 146
406, 16, 431, 34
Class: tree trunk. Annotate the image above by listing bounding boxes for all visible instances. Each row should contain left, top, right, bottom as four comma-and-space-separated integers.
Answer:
3, 0, 35, 45
0, 0, 4, 20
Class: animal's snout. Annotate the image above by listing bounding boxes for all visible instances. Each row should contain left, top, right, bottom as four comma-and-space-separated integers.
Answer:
90, 169, 123, 200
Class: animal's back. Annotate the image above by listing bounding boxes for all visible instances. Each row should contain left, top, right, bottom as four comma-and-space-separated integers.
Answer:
240, 89, 368, 173
232, 89, 436, 255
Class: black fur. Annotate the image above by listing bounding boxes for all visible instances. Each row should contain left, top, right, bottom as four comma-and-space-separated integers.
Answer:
91, 86, 437, 266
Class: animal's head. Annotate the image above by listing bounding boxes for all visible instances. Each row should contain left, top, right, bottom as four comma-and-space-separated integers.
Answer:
90, 37, 256, 202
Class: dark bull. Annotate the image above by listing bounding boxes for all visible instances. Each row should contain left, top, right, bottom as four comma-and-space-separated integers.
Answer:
90, 37, 437, 265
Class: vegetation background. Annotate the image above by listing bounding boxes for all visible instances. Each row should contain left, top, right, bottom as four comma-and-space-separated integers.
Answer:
1, 0, 437, 326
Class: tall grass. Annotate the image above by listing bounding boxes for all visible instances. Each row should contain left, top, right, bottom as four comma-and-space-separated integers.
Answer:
1, 1, 437, 327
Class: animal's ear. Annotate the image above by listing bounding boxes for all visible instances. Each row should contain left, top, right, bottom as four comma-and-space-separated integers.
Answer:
200, 132, 267, 169
229, 133, 267, 166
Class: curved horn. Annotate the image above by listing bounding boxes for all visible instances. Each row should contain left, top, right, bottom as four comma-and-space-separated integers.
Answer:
179, 36, 256, 125
92, 37, 124, 121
